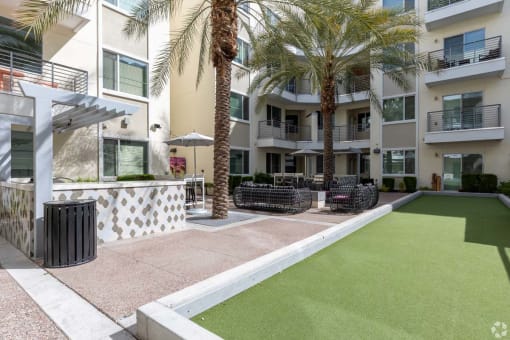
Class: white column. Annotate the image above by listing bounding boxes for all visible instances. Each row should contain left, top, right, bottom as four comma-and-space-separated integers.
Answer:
33, 96, 53, 258
311, 111, 319, 142
0, 120, 11, 181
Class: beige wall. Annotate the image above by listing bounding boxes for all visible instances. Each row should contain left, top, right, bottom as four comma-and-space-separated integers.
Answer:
383, 73, 416, 97
415, 4, 510, 187
382, 123, 416, 148
102, 6, 147, 59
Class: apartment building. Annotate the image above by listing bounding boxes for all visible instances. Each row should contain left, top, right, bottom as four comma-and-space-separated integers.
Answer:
0, 0, 171, 181
173, 0, 510, 190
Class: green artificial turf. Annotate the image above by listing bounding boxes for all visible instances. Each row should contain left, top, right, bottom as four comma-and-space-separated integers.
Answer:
193, 196, 510, 339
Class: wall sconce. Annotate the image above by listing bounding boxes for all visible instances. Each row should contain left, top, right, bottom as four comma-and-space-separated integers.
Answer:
121, 117, 130, 128
373, 147, 381, 154
152, 123, 162, 129
170, 148, 177, 153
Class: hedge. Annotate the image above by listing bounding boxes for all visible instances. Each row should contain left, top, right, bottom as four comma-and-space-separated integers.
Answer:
254, 172, 274, 184
116, 174, 155, 181
403, 177, 417, 193
382, 178, 395, 191
461, 174, 498, 193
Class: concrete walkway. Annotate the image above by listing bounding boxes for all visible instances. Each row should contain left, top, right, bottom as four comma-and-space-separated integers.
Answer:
0, 192, 407, 337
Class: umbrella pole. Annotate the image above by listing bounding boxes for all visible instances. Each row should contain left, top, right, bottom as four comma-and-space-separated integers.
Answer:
194, 144, 197, 208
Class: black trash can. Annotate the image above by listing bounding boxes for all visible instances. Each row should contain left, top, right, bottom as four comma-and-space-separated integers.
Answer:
43, 199, 97, 268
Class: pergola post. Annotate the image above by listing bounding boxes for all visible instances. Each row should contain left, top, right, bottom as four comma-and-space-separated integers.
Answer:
32, 96, 53, 258
0, 120, 11, 182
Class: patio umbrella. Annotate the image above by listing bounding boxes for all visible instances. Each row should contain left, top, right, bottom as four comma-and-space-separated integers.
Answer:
290, 149, 321, 177
164, 132, 213, 211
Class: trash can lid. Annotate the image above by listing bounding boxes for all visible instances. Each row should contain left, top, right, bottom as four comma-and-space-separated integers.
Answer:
44, 199, 96, 206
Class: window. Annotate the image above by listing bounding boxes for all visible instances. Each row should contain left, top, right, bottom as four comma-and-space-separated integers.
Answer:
443, 154, 482, 190
356, 112, 370, 131
442, 92, 483, 130
11, 131, 33, 178
230, 92, 249, 120
285, 154, 296, 173
104, 0, 140, 12
103, 51, 148, 97
103, 139, 148, 176
444, 29, 485, 65
234, 38, 250, 66
383, 95, 415, 122
266, 153, 281, 174
267, 105, 282, 123
383, 149, 415, 175
230, 149, 249, 174
383, 0, 414, 11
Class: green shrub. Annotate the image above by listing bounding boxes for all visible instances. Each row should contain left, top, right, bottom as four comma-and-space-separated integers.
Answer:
117, 174, 155, 181
75, 177, 97, 183
228, 175, 243, 193
403, 176, 417, 193
462, 174, 498, 193
242, 176, 253, 183
380, 185, 390, 192
498, 181, 510, 197
382, 178, 395, 191
461, 174, 479, 192
418, 186, 432, 191
479, 174, 498, 193
254, 172, 273, 184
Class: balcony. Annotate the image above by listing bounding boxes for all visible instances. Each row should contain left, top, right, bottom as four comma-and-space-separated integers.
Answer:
268, 75, 370, 104
0, 48, 88, 95
424, 36, 505, 87
425, 0, 504, 31
424, 104, 504, 143
315, 125, 371, 149
4, 1, 91, 32
257, 120, 311, 149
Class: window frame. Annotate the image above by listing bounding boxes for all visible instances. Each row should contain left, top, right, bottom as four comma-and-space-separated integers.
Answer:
102, 49, 148, 98
230, 149, 250, 175
229, 91, 250, 121
233, 38, 250, 67
102, 138, 149, 178
383, 0, 415, 11
382, 148, 416, 176
382, 94, 416, 124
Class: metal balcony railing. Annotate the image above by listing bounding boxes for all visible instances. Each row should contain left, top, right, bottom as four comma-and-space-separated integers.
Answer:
428, 36, 502, 71
428, 0, 465, 11
318, 125, 370, 142
258, 120, 312, 141
0, 48, 88, 95
427, 104, 501, 132
283, 74, 370, 97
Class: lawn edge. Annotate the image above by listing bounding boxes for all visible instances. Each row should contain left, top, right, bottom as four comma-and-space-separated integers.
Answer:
136, 191, 422, 340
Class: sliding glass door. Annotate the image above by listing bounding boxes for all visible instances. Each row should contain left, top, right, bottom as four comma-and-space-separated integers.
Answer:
443, 154, 483, 190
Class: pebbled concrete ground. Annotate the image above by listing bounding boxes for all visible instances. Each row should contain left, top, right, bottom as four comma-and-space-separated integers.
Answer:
0, 265, 67, 340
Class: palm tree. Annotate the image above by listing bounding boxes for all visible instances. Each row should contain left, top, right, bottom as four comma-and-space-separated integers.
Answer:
15, 0, 303, 219
248, 0, 422, 185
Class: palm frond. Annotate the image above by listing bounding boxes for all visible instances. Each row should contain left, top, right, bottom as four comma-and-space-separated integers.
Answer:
16, 0, 92, 39
124, 0, 183, 39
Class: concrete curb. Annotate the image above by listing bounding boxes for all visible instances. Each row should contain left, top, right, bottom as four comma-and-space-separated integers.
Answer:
498, 193, 510, 208
0, 237, 134, 340
136, 191, 422, 340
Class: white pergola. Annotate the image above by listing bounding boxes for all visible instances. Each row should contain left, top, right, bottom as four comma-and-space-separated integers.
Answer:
0, 82, 138, 257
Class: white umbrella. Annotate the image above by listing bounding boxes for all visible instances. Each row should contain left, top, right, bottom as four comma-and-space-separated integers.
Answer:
290, 149, 321, 177
164, 132, 213, 211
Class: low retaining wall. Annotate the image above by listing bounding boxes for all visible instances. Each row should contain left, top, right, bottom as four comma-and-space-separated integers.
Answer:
137, 191, 422, 340
52, 181, 186, 244
0, 182, 34, 257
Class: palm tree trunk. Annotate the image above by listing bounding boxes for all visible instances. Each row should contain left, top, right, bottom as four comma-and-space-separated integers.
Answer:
211, 0, 237, 219
321, 75, 336, 186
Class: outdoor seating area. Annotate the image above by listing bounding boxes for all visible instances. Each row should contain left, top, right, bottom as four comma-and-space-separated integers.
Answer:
330, 184, 379, 212
233, 183, 312, 213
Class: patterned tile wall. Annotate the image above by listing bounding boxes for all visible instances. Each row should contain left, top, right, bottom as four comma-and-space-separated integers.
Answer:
0, 186, 34, 257
52, 184, 186, 244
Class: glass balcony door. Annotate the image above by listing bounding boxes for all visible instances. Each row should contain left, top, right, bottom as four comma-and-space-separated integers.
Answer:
443, 154, 483, 190
442, 92, 482, 130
